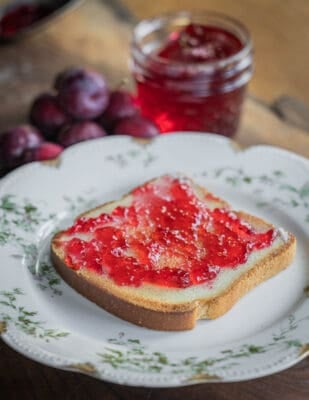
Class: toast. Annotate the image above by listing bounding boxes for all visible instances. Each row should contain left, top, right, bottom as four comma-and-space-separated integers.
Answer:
51, 175, 296, 331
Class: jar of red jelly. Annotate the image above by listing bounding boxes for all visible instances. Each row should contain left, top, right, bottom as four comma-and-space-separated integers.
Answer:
131, 11, 253, 137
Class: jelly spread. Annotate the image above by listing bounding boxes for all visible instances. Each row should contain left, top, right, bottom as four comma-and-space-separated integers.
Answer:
133, 20, 251, 137
158, 24, 242, 63
62, 176, 274, 288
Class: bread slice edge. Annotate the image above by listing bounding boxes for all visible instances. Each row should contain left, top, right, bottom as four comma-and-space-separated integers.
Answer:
51, 228, 296, 331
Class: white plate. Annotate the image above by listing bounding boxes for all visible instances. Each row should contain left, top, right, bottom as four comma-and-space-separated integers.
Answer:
0, 133, 308, 387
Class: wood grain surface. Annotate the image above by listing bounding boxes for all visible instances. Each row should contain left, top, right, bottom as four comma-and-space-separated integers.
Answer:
0, 1, 308, 399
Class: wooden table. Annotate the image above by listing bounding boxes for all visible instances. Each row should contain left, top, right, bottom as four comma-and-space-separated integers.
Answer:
0, 1, 308, 399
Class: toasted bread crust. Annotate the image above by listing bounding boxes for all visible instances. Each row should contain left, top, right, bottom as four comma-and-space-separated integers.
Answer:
51, 248, 198, 330
51, 199, 296, 331
197, 235, 296, 319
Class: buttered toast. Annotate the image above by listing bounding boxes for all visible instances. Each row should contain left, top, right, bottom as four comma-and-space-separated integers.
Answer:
51, 175, 296, 330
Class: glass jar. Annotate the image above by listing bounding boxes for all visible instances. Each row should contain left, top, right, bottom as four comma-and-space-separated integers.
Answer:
130, 11, 253, 137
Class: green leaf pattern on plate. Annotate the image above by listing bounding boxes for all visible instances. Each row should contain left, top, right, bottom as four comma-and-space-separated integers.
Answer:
105, 148, 156, 168
205, 168, 309, 222
0, 193, 96, 296
97, 314, 306, 377
0, 288, 69, 341
0, 194, 97, 341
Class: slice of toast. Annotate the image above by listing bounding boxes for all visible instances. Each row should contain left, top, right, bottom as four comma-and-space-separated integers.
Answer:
51, 175, 296, 331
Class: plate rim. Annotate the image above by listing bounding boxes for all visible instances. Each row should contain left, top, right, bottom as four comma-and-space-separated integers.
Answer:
0, 132, 308, 387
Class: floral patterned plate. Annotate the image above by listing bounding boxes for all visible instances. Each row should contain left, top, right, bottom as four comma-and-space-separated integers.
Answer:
0, 133, 308, 387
